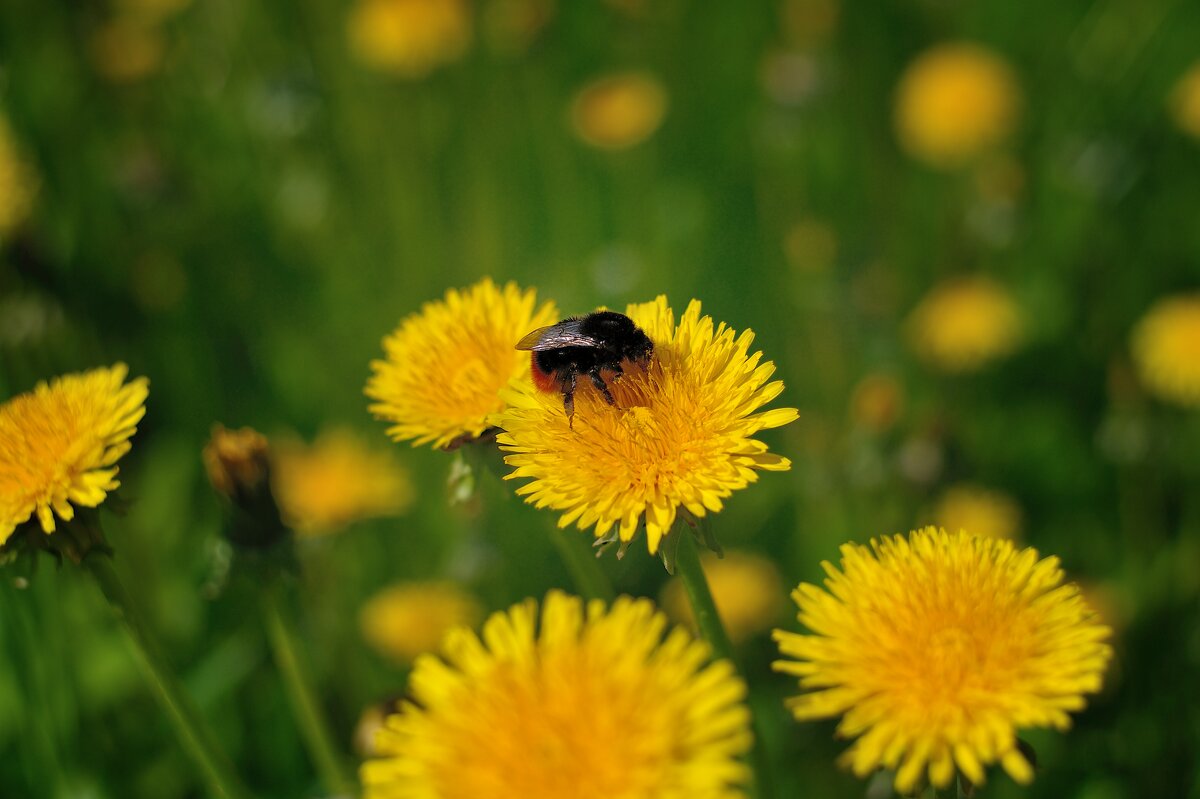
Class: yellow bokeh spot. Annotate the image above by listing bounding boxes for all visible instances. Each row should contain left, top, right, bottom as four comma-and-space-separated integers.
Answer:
906, 275, 1022, 373
347, 0, 472, 79
570, 72, 668, 151
1131, 293, 1200, 408
895, 42, 1021, 169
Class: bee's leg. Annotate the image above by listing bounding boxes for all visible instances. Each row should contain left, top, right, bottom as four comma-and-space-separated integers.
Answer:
563, 372, 577, 427
589, 367, 616, 405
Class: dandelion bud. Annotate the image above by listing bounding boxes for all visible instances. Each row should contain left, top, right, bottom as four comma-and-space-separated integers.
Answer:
203, 424, 289, 550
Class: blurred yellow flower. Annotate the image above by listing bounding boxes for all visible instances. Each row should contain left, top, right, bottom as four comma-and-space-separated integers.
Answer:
660, 550, 785, 644
894, 43, 1021, 169
906, 275, 1021, 372
366, 278, 558, 449
849, 373, 903, 433
497, 296, 798, 555
362, 590, 752, 798
273, 428, 414, 537
0, 118, 38, 236
774, 527, 1111, 794
1131, 293, 1200, 407
570, 72, 668, 151
90, 19, 166, 83
347, 0, 472, 79
933, 483, 1021, 540
0, 365, 148, 544
360, 581, 483, 664
1169, 61, 1200, 139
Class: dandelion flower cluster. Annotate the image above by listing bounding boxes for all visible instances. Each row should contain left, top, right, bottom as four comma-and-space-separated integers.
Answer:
894, 42, 1021, 169
347, 0, 472, 79
362, 590, 752, 799
934, 483, 1021, 540
366, 278, 558, 449
774, 527, 1111, 793
906, 275, 1022, 372
1169, 61, 1200, 139
1130, 293, 1200, 407
0, 364, 148, 544
359, 581, 483, 664
496, 296, 798, 555
660, 550, 785, 644
273, 428, 414, 537
570, 72, 668, 151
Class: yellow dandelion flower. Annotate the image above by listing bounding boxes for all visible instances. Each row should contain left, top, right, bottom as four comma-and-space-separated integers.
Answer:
906, 275, 1022, 372
366, 278, 558, 449
774, 527, 1111, 794
362, 590, 752, 799
895, 42, 1021, 169
347, 0, 472, 79
933, 483, 1021, 540
660, 550, 785, 644
0, 118, 38, 237
496, 296, 798, 555
0, 365, 148, 545
570, 72, 668, 151
272, 427, 414, 537
1131, 293, 1200, 407
1168, 61, 1200, 139
360, 581, 483, 664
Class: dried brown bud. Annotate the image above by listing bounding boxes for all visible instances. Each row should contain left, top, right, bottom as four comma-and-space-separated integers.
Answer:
202, 424, 288, 550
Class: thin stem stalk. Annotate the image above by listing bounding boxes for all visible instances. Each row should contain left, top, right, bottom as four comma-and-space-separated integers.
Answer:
261, 584, 356, 797
550, 529, 616, 603
674, 531, 772, 799
84, 556, 252, 799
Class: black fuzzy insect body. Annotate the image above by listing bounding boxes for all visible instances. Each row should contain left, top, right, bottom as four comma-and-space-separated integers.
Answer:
516, 311, 654, 421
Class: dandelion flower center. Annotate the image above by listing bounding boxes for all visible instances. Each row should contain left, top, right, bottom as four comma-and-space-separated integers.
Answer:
366, 278, 558, 449
774, 527, 1111, 793
0, 364, 148, 543
497, 297, 797, 554
363, 591, 752, 799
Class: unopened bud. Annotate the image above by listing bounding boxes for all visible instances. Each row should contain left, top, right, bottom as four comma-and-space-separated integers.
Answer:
203, 424, 289, 550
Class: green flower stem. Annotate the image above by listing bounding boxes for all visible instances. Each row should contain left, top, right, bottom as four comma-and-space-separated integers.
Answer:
550, 529, 616, 603
84, 555, 252, 799
261, 584, 357, 798
674, 531, 773, 799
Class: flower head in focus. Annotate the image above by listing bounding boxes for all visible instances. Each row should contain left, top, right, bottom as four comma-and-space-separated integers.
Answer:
906, 275, 1021, 373
773, 527, 1111, 793
570, 72, 668, 151
894, 42, 1021, 169
359, 581, 483, 664
933, 483, 1021, 540
362, 590, 752, 799
273, 427, 414, 537
0, 365, 148, 546
1131, 293, 1200, 408
366, 278, 558, 449
496, 296, 798, 556
347, 0, 472, 79
660, 550, 785, 644
0, 117, 38, 237
1169, 61, 1200, 139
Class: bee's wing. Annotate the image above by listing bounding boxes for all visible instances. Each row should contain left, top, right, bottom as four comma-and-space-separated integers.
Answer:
516, 320, 602, 351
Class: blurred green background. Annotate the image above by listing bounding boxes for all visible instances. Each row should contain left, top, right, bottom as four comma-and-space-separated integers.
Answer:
3, 0, 1200, 797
